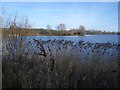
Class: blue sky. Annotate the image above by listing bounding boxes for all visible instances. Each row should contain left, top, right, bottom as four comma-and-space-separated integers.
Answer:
2, 2, 118, 31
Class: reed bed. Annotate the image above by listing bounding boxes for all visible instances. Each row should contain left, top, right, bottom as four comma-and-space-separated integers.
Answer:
2, 36, 119, 88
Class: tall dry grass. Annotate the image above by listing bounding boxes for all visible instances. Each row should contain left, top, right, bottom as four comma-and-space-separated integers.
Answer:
2, 38, 119, 88
2, 15, 119, 88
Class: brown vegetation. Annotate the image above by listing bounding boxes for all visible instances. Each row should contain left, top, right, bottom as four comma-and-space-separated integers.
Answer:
2, 37, 119, 88
2, 15, 119, 88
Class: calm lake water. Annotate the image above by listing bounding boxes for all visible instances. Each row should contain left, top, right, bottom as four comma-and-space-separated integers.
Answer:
28, 34, 119, 44
24, 34, 119, 61
2, 34, 119, 61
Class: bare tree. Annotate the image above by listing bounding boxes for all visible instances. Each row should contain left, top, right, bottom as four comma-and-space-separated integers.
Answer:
3, 13, 31, 37
47, 25, 52, 30
2, 13, 33, 64
78, 25, 86, 36
58, 23, 66, 31
47, 25, 52, 35
57, 23, 66, 36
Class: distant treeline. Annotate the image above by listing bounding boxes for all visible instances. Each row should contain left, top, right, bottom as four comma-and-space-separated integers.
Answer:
2, 14, 119, 36
85, 30, 120, 35
2, 26, 120, 37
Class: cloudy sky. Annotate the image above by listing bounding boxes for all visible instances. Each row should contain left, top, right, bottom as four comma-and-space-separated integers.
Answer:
2, 2, 118, 31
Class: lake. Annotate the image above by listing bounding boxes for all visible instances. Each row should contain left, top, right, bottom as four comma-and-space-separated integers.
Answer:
27, 34, 119, 44
2, 34, 119, 62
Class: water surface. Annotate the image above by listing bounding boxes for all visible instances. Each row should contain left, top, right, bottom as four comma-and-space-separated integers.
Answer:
27, 34, 119, 44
